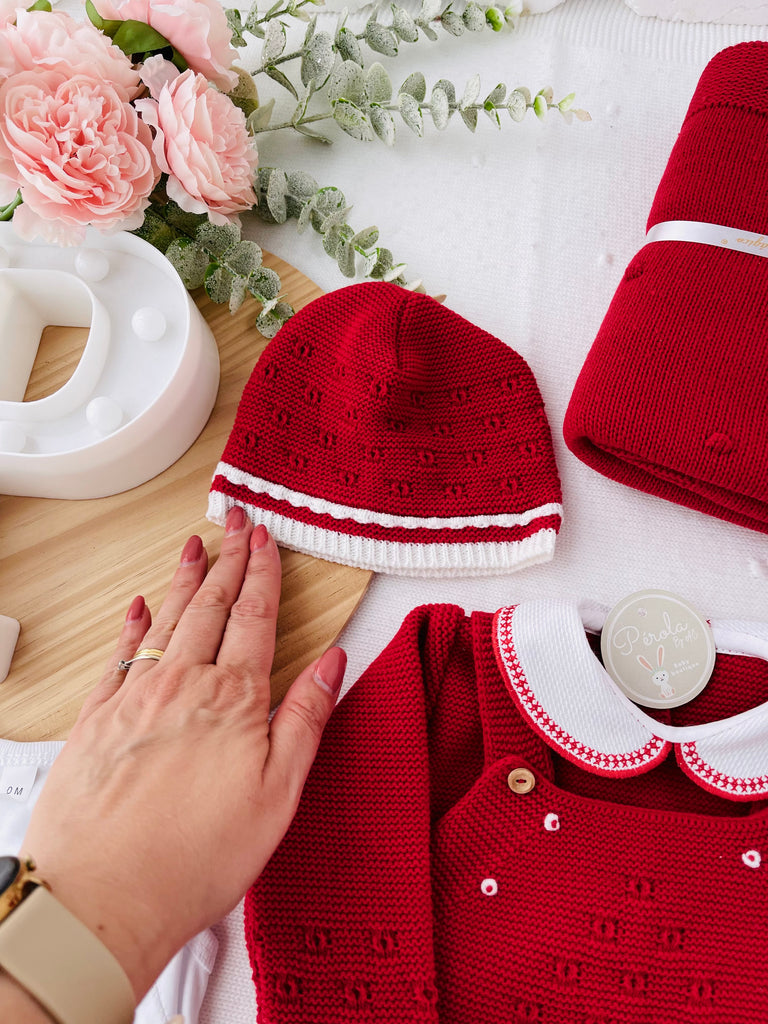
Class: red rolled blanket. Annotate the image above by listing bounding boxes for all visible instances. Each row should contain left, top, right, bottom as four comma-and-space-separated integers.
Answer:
563, 42, 768, 533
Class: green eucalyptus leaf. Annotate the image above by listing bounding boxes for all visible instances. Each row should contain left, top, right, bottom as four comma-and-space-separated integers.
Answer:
222, 239, 263, 276
265, 168, 288, 222
323, 224, 343, 257
229, 276, 248, 313
383, 263, 406, 283
335, 25, 362, 64
430, 86, 450, 130
361, 250, 379, 277
247, 97, 276, 133
286, 170, 319, 200
265, 64, 298, 99
533, 93, 547, 120
459, 74, 480, 109
195, 220, 241, 257
507, 89, 527, 121
369, 103, 396, 145
294, 124, 333, 143
162, 201, 207, 238
485, 5, 504, 30
399, 71, 426, 102
256, 302, 293, 339
313, 186, 347, 216
417, 0, 441, 21
352, 225, 379, 249
296, 196, 316, 234
364, 20, 398, 57
132, 208, 178, 251
415, 20, 438, 40
301, 31, 334, 86
515, 85, 531, 104
328, 61, 365, 105
398, 93, 423, 137
164, 239, 210, 289
391, 4, 418, 42
462, 2, 485, 30
225, 8, 246, 46
369, 247, 394, 279
320, 206, 352, 232
483, 105, 501, 127
248, 266, 281, 301
485, 83, 506, 106
365, 62, 392, 104
558, 91, 575, 112
27, 0, 53, 11
262, 19, 287, 62
336, 237, 356, 277
302, 13, 317, 46
204, 264, 235, 305
440, 10, 464, 35
434, 78, 456, 105
332, 99, 375, 141
460, 106, 478, 131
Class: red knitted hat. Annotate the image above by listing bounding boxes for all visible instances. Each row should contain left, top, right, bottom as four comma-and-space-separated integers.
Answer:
563, 42, 768, 533
208, 282, 562, 576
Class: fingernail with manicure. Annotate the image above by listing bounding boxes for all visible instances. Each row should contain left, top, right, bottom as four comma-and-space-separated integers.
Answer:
313, 647, 347, 697
250, 524, 269, 551
125, 595, 145, 622
225, 505, 246, 534
180, 535, 203, 565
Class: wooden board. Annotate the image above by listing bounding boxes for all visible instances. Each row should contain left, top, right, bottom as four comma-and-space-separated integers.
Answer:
0, 251, 373, 741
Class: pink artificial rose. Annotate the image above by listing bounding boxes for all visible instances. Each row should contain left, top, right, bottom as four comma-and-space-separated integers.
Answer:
92, 0, 238, 91
136, 69, 257, 225
0, 69, 158, 245
0, 10, 140, 97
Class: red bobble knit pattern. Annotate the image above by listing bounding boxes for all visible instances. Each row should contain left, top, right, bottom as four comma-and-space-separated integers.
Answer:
564, 42, 768, 532
209, 282, 563, 576
247, 604, 768, 1023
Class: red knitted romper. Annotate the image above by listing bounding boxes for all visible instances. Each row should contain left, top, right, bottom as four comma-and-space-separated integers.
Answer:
248, 600, 768, 1023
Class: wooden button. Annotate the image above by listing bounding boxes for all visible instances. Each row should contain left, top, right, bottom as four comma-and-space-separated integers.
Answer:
507, 768, 535, 794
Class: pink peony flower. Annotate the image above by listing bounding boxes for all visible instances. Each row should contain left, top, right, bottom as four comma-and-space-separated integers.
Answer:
136, 69, 257, 225
0, 2, 20, 28
0, 69, 158, 244
0, 10, 140, 96
92, 0, 238, 91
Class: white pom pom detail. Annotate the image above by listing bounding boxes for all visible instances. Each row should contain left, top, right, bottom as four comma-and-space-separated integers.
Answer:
480, 878, 498, 896
742, 850, 761, 869
543, 812, 560, 832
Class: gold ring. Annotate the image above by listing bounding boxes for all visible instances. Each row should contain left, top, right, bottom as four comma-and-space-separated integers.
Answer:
117, 648, 165, 672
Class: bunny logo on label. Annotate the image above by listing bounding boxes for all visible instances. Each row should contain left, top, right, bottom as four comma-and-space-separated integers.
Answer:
600, 590, 715, 709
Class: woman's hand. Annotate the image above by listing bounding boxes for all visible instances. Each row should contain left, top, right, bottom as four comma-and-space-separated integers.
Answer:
22, 509, 346, 1001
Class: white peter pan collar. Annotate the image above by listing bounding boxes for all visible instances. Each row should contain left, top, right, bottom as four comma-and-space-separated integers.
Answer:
493, 599, 768, 801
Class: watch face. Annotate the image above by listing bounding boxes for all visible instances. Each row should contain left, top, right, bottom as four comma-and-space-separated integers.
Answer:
0, 856, 20, 896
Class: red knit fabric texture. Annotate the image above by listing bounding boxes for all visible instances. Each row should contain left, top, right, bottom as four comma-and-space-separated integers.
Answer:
247, 606, 768, 1023
209, 282, 562, 573
563, 42, 768, 532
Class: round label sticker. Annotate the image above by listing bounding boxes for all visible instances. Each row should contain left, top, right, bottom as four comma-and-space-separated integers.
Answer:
600, 590, 716, 709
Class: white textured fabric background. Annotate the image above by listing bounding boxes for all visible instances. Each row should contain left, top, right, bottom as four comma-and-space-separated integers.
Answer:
41, 1, 768, 1019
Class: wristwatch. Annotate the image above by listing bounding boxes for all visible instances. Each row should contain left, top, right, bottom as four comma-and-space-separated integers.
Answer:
0, 854, 135, 1024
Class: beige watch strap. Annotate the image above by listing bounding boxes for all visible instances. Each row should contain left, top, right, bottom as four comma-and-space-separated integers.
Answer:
0, 885, 135, 1024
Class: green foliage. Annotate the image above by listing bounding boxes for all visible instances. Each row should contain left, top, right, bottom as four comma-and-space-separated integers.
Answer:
252, 168, 409, 287
132, 199, 294, 339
